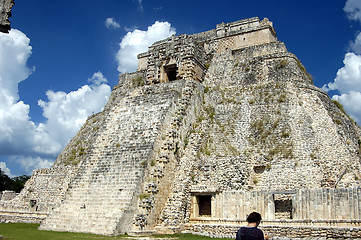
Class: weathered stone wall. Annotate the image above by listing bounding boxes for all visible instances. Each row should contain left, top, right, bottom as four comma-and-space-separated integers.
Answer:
0, 191, 18, 201
186, 188, 361, 222
0, 0, 14, 33
54, 113, 107, 166
143, 35, 206, 84
153, 32, 361, 234
0, 166, 77, 213
0, 211, 47, 223
214, 17, 276, 53
187, 40, 361, 193
132, 80, 204, 233
137, 17, 276, 85
38, 74, 206, 235
294, 188, 361, 220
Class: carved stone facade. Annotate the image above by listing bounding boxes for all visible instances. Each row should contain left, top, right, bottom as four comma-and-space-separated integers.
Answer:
0, 0, 14, 33
138, 35, 207, 84
137, 17, 277, 86
1, 17, 361, 239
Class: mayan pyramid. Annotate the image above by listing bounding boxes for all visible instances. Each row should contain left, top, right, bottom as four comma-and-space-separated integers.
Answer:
1, 17, 361, 239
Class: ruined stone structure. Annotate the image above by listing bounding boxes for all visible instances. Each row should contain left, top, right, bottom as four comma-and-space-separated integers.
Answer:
2, 17, 361, 239
0, 0, 14, 33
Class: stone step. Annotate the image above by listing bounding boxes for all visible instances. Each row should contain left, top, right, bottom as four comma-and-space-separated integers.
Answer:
40, 82, 178, 234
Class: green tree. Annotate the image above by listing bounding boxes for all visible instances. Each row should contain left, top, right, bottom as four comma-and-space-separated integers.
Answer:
0, 169, 31, 193
0, 168, 13, 192
11, 175, 31, 192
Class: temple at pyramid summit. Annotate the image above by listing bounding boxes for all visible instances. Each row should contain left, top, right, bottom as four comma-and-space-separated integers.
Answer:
1, 17, 361, 239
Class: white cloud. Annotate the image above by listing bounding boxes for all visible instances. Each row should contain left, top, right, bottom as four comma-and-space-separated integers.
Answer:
323, 53, 361, 93
323, 53, 361, 124
0, 29, 112, 175
9, 156, 53, 175
0, 162, 13, 177
349, 32, 361, 54
322, 1, 361, 125
116, 21, 176, 73
124, 26, 138, 32
0, 29, 34, 99
344, 0, 361, 23
105, 18, 120, 29
88, 71, 108, 85
37, 75, 111, 150
332, 91, 361, 123
0, 29, 36, 155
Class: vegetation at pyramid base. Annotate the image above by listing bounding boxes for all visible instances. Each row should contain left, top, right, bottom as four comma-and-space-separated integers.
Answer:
0, 169, 30, 193
0, 223, 233, 240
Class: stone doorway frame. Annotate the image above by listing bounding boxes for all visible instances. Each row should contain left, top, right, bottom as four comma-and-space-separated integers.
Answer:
190, 193, 216, 218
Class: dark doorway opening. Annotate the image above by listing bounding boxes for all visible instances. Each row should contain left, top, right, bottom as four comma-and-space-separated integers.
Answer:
275, 199, 293, 219
164, 64, 178, 81
30, 200, 37, 208
198, 195, 211, 216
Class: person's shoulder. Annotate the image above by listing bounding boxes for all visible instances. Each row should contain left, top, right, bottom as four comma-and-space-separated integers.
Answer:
238, 227, 250, 232
253, 227, 264, 237
253, 227, 264, 234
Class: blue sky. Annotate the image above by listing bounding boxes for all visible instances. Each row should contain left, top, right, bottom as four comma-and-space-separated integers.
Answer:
0, 0, 361, 177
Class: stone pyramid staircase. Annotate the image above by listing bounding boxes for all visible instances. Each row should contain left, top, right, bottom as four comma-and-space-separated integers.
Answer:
40, 83, 181, 235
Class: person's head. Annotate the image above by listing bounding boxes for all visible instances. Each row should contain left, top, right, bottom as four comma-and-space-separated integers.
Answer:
246, 212, 262, 225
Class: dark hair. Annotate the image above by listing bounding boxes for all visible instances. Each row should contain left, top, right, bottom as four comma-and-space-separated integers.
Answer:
246, 212, 262, 223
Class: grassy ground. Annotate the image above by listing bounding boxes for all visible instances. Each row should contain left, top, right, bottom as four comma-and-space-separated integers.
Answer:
0, 223, 231, 240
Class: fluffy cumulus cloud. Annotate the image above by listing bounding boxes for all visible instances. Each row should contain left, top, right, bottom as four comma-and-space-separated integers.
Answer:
324, 53, 361, 123
105, 17, 120, 29
88, 71, 108, 85
0, 30, 111, 175
322, 1, 361, 124
344, 0, 361, 23
323, 53, 361, 94
38, 74, 111, 149
0, 162, 13, 177
116, 21, 176, 73
0, 29, 36, 155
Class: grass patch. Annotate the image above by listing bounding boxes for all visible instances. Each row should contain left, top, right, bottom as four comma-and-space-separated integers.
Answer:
248, 115, 294, 160
139, 193, 150, 199
296, 59, 313, 82
132, 76, 145, 87
0, 223, 232, 240
204, 86, 210, 93
332, 100, 347, 115
204, 105, 215, 122
0, 223, 122, 240
278, 94, 287, 103
276, 59, 288, 69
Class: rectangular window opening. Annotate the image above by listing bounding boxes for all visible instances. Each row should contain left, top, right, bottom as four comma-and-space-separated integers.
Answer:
30, 200, 37, 208
197, 195, 212, 216
274, 198, 293, 219
164, 64, 178, 81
